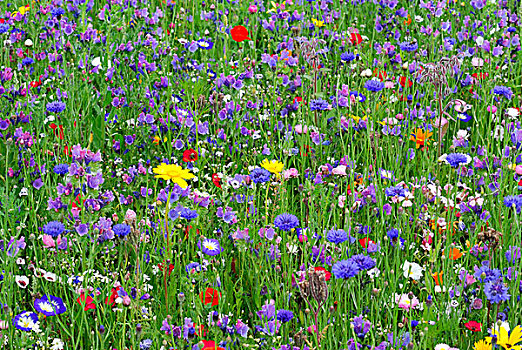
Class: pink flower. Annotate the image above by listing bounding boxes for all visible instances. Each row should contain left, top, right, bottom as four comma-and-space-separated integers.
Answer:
332, 165, 347, 176
294, 124, 308, 134
338, 195, 346, 208
283, 168, 299, 179
487, 105, 497, 113
395, 293, 420, 311
248, 4, 258, 13
307, 325, 317, 334
384, 81, 395, 89
42, 235, 55, 248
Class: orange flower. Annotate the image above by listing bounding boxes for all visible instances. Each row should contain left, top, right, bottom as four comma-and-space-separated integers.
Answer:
403, 14, 412, 26
432, 271, 443, 286
410, 128, 433, 149
447, 247, 464, 260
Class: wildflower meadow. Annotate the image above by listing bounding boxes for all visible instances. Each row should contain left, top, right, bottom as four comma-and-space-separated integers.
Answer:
1, 0, 522, 349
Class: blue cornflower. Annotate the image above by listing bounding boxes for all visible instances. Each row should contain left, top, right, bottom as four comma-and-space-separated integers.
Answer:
493, 85, 513, 100
364, 80, 385, 92
350, 254, 376, 270
22, 58, 34, 66
53, 163, 69, 175
326, 229, 348, 244
484, 279, 510, 304
340, 52, 356, 62
180, 208, 198, 221
399, 42, 418, 52
46, 101, 66, 113
385, 185, 406, 197
444, 153, 471, 167
51, 7, 66, 17
139, 339, 153, 350
332, 259, 360, 279
250, 168, 271, 184
43, 221, 65, 237
274, 213, 299, 231
310, 99, 329, 111
0, 24, 10, 34
276, 309, 294, 323
113, 224, 131, 237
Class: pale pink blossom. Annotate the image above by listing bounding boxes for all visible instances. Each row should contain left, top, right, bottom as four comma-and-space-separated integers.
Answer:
283, 168, 299, 179
42, 234, 55, 248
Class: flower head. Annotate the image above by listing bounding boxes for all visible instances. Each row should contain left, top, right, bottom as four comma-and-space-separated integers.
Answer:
486, 325, 522, 350
274, 213, 299, 231
34, 295, 67, 316
249, 168, 271, 184
332, 259, 360, 279
12, 311, 38, 332
43, 221, 65, 237
198, 238, 224, 256
410, 128, 433, 149
364, 80, 385, 92
153, 163, 195, 188
260, 159, 284, 174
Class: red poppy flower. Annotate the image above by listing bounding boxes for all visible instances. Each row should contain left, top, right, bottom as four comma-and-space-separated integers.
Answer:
199, 287, 221, 307
231, 25, 251, 42
105, 286, 122, 307
30, 76, 42, 88
299, 144, 312, 157
77, 294, 96, 311
464, 320, 482, 332
399, 76, 413, 88
293, 96, 304, 105
350, 33, 363, 46
212, 173, 222, 189
183, 149, 198, 162
373, 69, 387, 81
158, 262, 175, 276
49, 123, 64, 140
201, 340, 226, 350
314, 266, 331, 281
359, 237, 375, 248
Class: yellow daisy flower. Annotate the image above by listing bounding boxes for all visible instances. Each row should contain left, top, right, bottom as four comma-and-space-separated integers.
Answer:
260, 159, 284, 174
153, 163, 195, 188
486, 325, 522, 350
311, 18, 325, 27
473, 339, 491, 350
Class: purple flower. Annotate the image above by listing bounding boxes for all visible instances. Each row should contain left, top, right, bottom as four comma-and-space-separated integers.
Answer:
198, 238, 224, 256
326, 229, 348, 244
332, 259, 360, 279
274, 213, 299, 231
276, 309, 294, 323
2, 236, 26, 257
43, 221, 65, 237
350, 254, 376, 270
352, 315, 372, 339
12, 311, 38, 332
364, 80, 384, 92
113, 224, 131, 238
505, 246, 521, 264
250, 168, 271, 184
33, 295, 66, 316
484, 280, 510, 304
